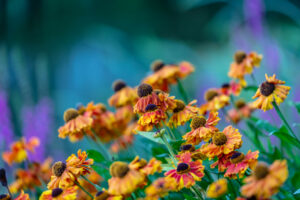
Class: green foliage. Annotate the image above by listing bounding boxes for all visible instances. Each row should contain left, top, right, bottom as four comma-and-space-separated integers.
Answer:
269, 125, 300, 149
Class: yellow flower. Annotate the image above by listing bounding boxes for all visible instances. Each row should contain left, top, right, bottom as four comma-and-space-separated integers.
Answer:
252, 74, 290, 111
206, 178, 227, 198
9, 169, 41, 194
199, 89, 229, 115
94, 190, 123, 200
129, 157, 162, 175
241, 160, 288, 199
145, 177, 176, 200
39, 186, 78, 200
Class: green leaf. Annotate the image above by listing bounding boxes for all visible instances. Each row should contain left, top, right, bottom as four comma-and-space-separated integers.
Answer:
255, 120, 277, 132
87, 149, 105, 163
137, 131, 164, 144
91, 165, 110, 180
292, 172, 300, 189
244, 85, 258, 92
170, 140, 185, 151
294, 102, 300, 114
161, 163, 174, 171
269, 125, 300, 149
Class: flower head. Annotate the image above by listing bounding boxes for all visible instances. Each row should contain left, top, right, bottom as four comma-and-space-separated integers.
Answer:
40, 186, 78, 200
228, 99, 255, 124
206, 178, 227, 198
252, 74, 290, 111
178, 144, 207, 161
219, 81, 242, 96
241, 160, 288, 198
129, 157, 162, 175
145, 177, 176, 200
200, 126, 242, 158
94, 189, 123, 200
183, 112, 220, 145
15, 191, 30, 200
199, 89, 230, 114
165, 152, 204, 190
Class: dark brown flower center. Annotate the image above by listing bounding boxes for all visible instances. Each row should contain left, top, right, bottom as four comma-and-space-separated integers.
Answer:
0, 194, 11, 200
191, 116, 206, 129
260, 81, 275, 96
235, 99, 246, 109
212, 132, 227, 146
221, 83, 230, 88
145, 104, 158, 112
180, 144, 195, 152
110, 161, 130, 178
52, 161, 67, 177
192, 152, 207, 160
95, 191, 110, 200
230, 152, 245, 164
112, 80, 127, 92
63, 108, 79, 122
0, 168, 8, 187
52, 188, 63, 197
173, 100, 186, 113
234, 50, 247, 64
137, 83, 153, 97
254, 162, 269, 180
176, 163, 190, 174
151, 60, 165, 72
204, 89, 219, 102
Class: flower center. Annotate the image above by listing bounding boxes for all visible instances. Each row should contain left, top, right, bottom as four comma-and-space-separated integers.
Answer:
246, 196, 257, 200
109, 161, 130, 178
51, 188, 63, 197
137, 83, 153, 97
235, 99, 246, 109
260, 81, 275, 96
112, 80, 127, 92
0, 194, 10, 200
63, 108, 79, 122
230, 152, 245, 164
176, 163, 190, 174
254, 162, 269, 180
52, 161, 67, 177
173, 100, 186, 113
234, 50, 247, 64
180, 144, 195, 152
153, 89, 163, 95
204, 89, 219, 102
191, 116, 206, 129
145, 104, 158, 112
221, 83, 230, 88
0, 168, 8, 187
95, 191, 110, 200
212, 132, 227, 146
151, 60, 165, 72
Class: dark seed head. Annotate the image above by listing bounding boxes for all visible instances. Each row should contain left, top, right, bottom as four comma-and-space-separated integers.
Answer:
176, 163, 190, 174
235, 99, 246, 109
260, 81, 275, 96
63, 108, 79, 122
145, 104, 158, 112
173, 100, 186, 113
204, 89, 219, 102
109, 162, 130, 178
52, 162, 67, 177
0, 168, 8, 187
151, 60, 165, 72
52, 188, 63, 197
230, 152, 245, 164
254, 162, 269, 180
234, 50, 247, 64
95, 190, 109, 200
137, 83, 153, 97
112, 80, 127, 92
221, 83, 230, 88
180, 144, 195, 152
212, 132, 227, 146
191, 116, 206, 129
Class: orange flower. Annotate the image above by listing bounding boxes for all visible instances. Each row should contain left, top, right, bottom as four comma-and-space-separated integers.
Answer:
227, 99, 255, 124
168, 100, 199, 128
136, 104, 167, 131
94, 190, 123, 200
199, 89, 230, 115
241, 160, 288, 199
58, 108, 93, 142
155, 90, 177, 112
145, 177, 176, 200
129, 156, 162, 175
134, 84, 161, 114
210, 153, 233, 172
183, 112, 220, 145
108, 161, 146, 196
108, 80, 138, 108
252, 74, 290, 111
165, 152, 205, 190
9, 169, 41, 194
177, 61, 195, 79
206, 178, 228, 198
200, 126, 242, 158
77, 171, 102, 200
219, 81, 242, 96
39, 186, 78, 200
178, 144, 207, 161
2, 137, 40, 166
228, 51, 262, 86
15, 191, 30, 200
48, 150, 94, 189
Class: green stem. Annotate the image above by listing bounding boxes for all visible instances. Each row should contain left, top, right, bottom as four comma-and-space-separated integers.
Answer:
177, 79, 189, 104
190, 185, 204, 200
90, 129, 112, 161
75, 181, 94, 199
81, 175, 102, 191
160, 134, 177, 165
272, 102, 299, 140
204, 169, 214, 183
162, 122, 176, 140
251, 73, 257, 85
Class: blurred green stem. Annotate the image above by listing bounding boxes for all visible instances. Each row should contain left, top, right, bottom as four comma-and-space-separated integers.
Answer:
177, 79, 188, 104
81, 175, 102, 191
90, 129, 112, 161
75, 181, 94, 199
190, 185, 204, 200
160, 134, 177, 165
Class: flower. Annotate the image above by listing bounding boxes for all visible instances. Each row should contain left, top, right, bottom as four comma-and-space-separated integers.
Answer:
164, 152, 205, 190
168, 100, 199, 128
108, 80, 138, 108
155, 90, 177, 112
47, 150, 94, 189
252, 74, 290, 111
58, 108, 93, 142
145, 177, 176, 200
241, 160, 288, 199
94, 190, 123, 200
9, 169, 41, 193
199, 89, 230, 114
200, 126, 242, 158
178, 144, 207, 161
2, 137, 40, 166
183, 112, 220, 145
129, 157, 162, 175
108, 160, 146, 196
206, 178, 227, 198
227, 99, 255, 124
136, 104, 167, 131
219, 81, 242, 96
134, 84, 161, 114
177, 61, 195, 79
224, 150, 259, 179
39, 186, 78, 200
15, 191, 30, 200
228, 51, 262, 86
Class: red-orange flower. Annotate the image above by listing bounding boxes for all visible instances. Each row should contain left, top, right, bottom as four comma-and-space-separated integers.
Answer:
39, 186, 78, 200
15, 191, 30, 200
145, 177, 176, 200
183, 112, 220, 145
129, 156, 162, 176
227, 99, 255, 124
9, 169, 41, 194
199, 89, 230, 115
219, 81, 242, 96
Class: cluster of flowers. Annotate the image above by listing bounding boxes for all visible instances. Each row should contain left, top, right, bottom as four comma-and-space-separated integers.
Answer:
1, 50, 295, 200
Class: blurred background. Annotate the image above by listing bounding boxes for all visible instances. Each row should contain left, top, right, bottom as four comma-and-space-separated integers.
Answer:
1, 0, 300, 163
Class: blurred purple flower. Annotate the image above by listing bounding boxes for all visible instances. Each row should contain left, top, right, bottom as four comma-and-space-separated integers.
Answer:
22, 97, 53, 162
244, 0, 264, 37
0, 91, 14, 146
